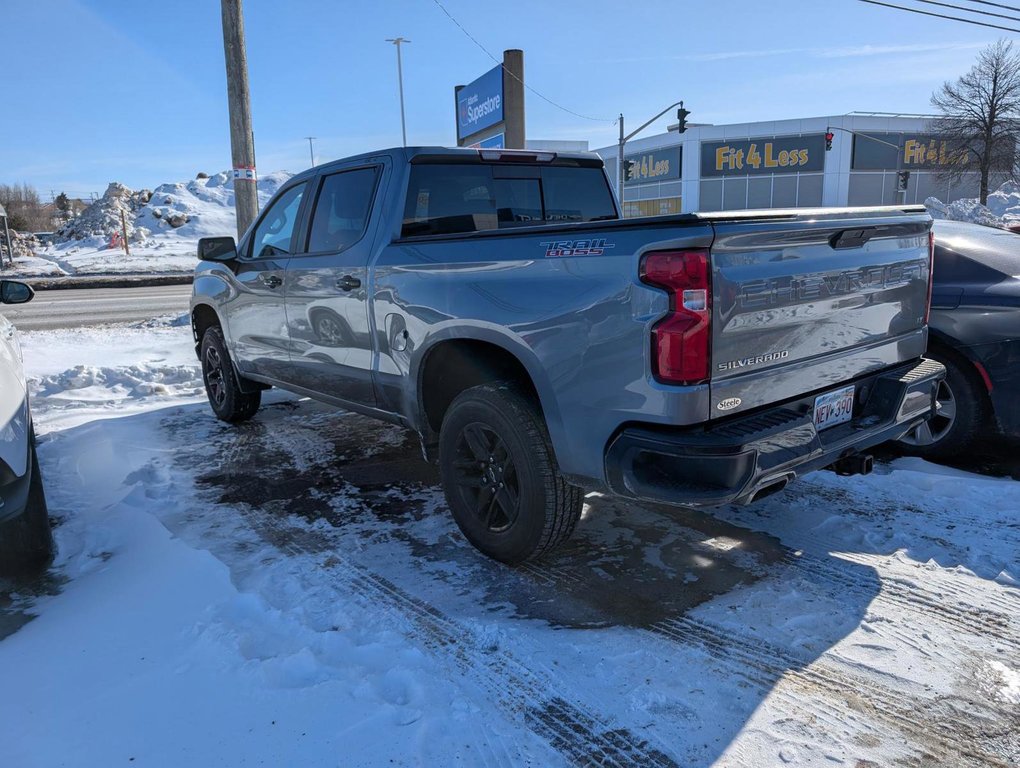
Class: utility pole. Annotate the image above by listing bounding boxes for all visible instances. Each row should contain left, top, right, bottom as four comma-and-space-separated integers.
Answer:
386, 37, 410, 146
617, 101, 684, 214
221, 0, 259, 239
305, 136, 316, 168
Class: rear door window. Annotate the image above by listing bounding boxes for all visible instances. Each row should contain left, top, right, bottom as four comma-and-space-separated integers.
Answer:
402, 163, 615, 237
306, 167, 379, 254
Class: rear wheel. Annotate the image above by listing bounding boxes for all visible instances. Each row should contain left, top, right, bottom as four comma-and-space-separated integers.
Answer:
898, 350, 989, 459
0, 436, 53, 576
439, 383, 583, 564
201, 326, 261, 422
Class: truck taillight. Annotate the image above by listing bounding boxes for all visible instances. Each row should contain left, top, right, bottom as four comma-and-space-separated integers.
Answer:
640, 249, 711, 385
925, 230, 935, 325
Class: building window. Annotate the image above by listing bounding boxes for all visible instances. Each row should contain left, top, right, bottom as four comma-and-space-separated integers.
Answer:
622, 197, 682, 218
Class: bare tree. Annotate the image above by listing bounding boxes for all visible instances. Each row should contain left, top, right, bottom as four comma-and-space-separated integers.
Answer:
0, 183, 49, 232
931, 39, 1020, 205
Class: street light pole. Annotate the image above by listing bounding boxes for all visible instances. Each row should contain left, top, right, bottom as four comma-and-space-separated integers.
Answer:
617, 101, 683, 215
386, 37, 411, 147
618, 114, 625, 212
305, 136, 316, 168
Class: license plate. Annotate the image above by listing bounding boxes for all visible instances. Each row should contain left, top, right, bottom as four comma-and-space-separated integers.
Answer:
813, 385, 855, 431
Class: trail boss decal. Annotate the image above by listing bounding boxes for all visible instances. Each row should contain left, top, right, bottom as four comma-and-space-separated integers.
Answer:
540, 239, 616, 258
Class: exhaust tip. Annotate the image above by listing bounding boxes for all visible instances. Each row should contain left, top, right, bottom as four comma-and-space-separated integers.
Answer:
748, 477, 790, 503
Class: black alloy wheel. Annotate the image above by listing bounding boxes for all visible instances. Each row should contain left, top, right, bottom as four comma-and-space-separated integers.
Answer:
200, 326, 261, 422
449, 423, 521, 532
438, 383, 583, 564
203, 344, 228, 410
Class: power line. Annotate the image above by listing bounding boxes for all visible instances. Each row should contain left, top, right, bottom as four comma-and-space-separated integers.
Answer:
857, 0, 1020, 31
913, 0, 1020, 21
429, 0, 614, 123
961, 0, 1020, 14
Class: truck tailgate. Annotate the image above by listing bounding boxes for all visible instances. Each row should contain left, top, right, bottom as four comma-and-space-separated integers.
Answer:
708, 208, 932, 418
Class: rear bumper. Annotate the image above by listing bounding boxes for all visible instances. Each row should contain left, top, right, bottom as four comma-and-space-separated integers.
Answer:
605, 358, 945, 507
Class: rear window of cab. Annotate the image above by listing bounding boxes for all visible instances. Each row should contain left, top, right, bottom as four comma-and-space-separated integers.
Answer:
401, 164, 616, 237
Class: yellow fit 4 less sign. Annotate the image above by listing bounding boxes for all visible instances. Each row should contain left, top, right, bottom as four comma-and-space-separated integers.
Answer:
700, 135, 825, 177
624, 146, 681, 186
851, 132, 971, 170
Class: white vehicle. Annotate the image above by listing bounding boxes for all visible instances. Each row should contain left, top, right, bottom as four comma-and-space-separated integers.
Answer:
0, 280, 51, 574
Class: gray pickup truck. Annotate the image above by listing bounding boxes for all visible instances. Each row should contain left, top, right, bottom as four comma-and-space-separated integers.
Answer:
192, 147, 943, 563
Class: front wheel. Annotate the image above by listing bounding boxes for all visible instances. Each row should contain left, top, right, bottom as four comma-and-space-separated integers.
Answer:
438, 383, 583, 564
200, 326, 261, 422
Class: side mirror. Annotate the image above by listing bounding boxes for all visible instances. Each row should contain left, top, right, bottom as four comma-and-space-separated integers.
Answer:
198, 236, 238, 262
0, 280, 34, 305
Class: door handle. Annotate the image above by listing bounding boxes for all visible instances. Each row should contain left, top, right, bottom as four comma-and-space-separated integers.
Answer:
336, 275, 361, 291
259, 274, 282, 289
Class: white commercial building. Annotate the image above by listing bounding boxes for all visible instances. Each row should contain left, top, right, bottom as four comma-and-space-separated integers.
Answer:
596, 112, 993, 217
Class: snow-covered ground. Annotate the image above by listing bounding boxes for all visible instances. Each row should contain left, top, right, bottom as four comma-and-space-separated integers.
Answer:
0, 319, 1018, 767
9, 171, 292, 278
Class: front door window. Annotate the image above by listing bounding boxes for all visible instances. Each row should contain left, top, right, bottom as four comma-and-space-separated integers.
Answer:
250, 183, 306, 259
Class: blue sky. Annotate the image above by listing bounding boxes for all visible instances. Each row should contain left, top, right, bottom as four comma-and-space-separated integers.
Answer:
1, 0, 1006, 198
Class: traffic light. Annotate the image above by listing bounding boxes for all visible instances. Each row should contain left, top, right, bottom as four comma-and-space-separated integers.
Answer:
897, 170, 911, 192
825, 131, 834, 151
623, 158, 637, 181
676, 103, 691, 134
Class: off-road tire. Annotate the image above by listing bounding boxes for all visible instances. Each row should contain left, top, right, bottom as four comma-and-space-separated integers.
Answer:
201, 325, 261, 422
898, 349, 989, 460
439, 383, 583, 564
0, 436, 53, 576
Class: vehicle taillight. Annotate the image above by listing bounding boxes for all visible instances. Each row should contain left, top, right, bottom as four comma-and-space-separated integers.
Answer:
640, 249, 711, 384
925, 230, 935, 325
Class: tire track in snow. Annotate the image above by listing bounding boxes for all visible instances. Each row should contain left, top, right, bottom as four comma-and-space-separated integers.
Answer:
181, 428, 682, 767
784, 550, 1019, 645
589, 489, 1019, 645
645, 616, 1019, 767
341, 560, 681, 768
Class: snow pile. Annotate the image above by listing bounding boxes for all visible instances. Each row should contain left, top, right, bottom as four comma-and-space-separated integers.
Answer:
925, 196, 1006, 228
15, 170, 293, 277
30, 363, 204, 404
58, 182, 154, 246
985, 181, 1020, 224
16, 321, 206, 427
4, 232, 62, 277
7, 230, 42, 259
925, 181, 1020, 229
139, 170, 292, 244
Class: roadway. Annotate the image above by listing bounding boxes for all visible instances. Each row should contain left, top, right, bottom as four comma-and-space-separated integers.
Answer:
3, 284, 193, 331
